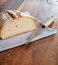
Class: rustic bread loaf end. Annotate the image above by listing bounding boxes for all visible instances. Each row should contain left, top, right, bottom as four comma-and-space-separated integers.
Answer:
0, 10, 37, 39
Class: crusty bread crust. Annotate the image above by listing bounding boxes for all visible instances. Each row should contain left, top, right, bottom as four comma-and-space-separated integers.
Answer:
0, 11, 13, 29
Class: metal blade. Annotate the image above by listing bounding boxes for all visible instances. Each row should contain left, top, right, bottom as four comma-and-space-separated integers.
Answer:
25, 27, 43, 45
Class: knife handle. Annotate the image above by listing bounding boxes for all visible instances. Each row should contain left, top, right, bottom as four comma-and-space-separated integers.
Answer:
44, 17, 55, 27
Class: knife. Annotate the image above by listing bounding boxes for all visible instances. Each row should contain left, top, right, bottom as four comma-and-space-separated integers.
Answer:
25, 17, 55, 45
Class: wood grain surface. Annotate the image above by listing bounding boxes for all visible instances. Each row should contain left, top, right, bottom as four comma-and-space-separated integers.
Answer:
0, 0, 58, 65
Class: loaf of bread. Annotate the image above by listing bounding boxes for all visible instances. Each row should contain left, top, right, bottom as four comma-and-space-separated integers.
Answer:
0, 10, 36, 39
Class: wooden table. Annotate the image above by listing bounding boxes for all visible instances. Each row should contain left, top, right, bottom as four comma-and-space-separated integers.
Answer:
0, 0, 58, 65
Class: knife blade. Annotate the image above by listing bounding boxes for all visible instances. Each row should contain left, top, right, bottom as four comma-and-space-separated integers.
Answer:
25, 17, 55, 45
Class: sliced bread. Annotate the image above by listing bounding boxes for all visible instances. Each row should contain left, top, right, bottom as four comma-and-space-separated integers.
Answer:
0, 10, 36, 39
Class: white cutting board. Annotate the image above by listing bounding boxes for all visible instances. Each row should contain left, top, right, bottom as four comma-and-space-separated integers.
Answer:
0, 11, 57, 52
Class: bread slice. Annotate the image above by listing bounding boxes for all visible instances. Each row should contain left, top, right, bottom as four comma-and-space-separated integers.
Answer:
0, 11, 36, 39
